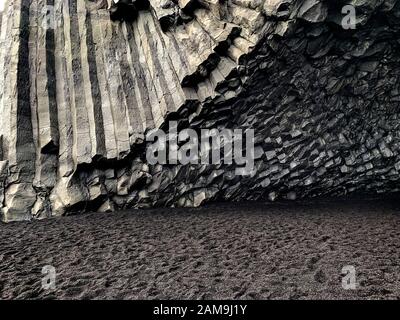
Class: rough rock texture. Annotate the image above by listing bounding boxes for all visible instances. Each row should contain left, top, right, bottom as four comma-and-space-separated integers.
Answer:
1, 0, 400, 221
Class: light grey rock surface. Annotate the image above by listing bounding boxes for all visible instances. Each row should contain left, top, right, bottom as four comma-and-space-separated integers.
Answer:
1, 0, 400, 221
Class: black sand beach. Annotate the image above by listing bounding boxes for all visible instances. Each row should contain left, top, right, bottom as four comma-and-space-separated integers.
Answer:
1, 198, 400, 300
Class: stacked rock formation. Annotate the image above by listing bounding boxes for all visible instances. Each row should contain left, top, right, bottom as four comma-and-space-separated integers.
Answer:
1, 0, 400, 222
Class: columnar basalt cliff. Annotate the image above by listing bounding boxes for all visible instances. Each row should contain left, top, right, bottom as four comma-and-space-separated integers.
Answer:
1, 0, 400, 222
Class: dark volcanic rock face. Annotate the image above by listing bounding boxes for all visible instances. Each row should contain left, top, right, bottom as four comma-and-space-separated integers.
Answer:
1, 0, 400, 221
224, 3, 400, 200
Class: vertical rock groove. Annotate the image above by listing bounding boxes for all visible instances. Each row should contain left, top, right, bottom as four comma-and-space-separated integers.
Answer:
1, 0, 400, 221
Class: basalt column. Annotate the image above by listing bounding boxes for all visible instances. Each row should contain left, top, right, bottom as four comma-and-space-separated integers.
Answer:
1, 0, 400, 222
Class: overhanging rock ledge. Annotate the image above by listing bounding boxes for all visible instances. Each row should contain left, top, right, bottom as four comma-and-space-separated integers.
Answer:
1, 0, 400, 221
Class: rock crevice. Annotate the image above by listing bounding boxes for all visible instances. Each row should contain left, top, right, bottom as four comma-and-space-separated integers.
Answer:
1, 0, 400, 221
